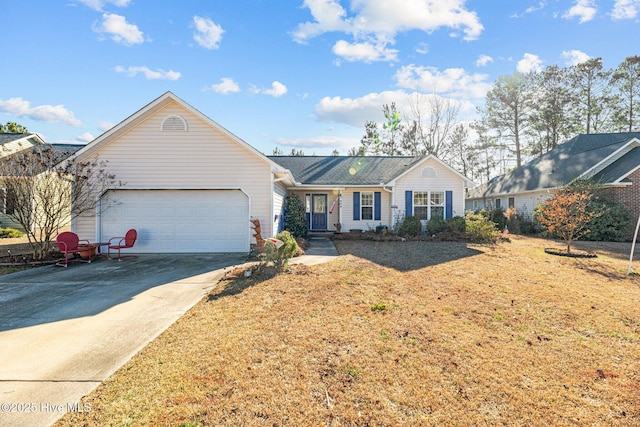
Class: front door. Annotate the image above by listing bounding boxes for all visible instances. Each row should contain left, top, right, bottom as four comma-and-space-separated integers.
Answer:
311, 194, 327, 230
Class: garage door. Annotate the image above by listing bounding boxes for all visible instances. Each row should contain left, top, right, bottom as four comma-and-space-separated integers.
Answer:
100, 190, 250, 253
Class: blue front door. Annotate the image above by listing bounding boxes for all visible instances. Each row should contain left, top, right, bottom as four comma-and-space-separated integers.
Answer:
311, 194, 327, 230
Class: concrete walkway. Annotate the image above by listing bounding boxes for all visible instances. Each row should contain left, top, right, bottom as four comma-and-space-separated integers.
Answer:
291, 237, 339, 265
0, 239, 338, 427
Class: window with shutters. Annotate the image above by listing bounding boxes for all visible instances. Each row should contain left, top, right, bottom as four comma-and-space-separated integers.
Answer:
361, 192, 373, 220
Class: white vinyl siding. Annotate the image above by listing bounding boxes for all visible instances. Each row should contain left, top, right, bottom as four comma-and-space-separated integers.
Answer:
272, 181, 287, 236
341, 188, 390, 232
395, 157, 465, 223
75, 100, 275, 246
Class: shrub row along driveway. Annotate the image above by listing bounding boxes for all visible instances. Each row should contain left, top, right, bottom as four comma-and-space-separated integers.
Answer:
0, 253, 246, 427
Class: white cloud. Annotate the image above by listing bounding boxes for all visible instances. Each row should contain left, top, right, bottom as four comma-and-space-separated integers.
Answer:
193, 16, 224, 49
315, 90, 407, 127
611, 0, 640, 19
394, 65, 491, 99
208, 78, 240, 94
517, 53, 544, 73
94, 13, 144, 46
292, 0, 483, 63
563, 0, 597, 23
315, 89, 477, 128
252, 81, 288, 97
415, 42, 429, 55
76, 132, 94, 142
98, 121, 115, 132
115, 65, 181, 80
290, 0, 350, 43
0, 97, 81, 127
511, 1, 548, 18
77, 0, 131, 11
476, 54, 493, 67
332, 39, 398, 62
562, 49, 591, 66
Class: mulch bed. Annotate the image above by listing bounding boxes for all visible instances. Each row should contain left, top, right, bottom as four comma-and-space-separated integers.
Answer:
544, 247, 598, 258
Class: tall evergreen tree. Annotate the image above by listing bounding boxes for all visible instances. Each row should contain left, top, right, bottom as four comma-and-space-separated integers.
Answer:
483, 72, 533, 167
611, 55, 640, 132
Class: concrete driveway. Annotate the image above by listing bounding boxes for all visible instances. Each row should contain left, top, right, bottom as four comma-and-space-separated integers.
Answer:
0, 253, 247, 427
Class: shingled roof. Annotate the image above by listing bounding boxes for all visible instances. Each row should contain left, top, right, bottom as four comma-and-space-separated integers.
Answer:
468, 132, 640, 198
268, 156, 426, 186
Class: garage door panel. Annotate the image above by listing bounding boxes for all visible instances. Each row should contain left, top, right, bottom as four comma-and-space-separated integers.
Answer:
101, 190, 250, 253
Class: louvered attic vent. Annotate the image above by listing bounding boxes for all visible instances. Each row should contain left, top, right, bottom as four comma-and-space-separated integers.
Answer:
161, 115, 187, 131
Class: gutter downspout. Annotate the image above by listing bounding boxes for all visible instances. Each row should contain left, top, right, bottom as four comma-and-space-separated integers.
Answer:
382, 184, 394, 229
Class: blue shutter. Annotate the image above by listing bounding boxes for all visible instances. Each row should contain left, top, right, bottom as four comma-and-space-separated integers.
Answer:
353, 192, 360, 220
405, 191, 413, 216
445, 191, 453, 219
374, 192, 381, 221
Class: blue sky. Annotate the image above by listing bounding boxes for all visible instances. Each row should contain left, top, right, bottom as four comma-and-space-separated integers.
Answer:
2, 0, 639, 155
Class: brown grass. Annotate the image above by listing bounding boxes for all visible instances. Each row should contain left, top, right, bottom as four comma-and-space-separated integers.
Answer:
56, 236, 640, 426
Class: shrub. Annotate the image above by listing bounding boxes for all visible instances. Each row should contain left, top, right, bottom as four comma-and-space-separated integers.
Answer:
427, 215, 446, 235
584, 201, 632, 241
489, 208, 507, 231
264, 230, 299, 272
397, 215, 422, 237
283, 194, 308, 238
0, 227, 25, 238
504, 207, 521, 234
446, 216, 466, 233
466, 211, 498, 242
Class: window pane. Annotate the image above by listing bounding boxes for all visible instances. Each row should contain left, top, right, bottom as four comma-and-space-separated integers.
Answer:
414, 191, 428, 206
361, 192, 373, 206
362, 206, 373, 220
414, 206, 428, 220
430, 192, 444, 206
313, 195, 326, 213
431, 206, 444, 219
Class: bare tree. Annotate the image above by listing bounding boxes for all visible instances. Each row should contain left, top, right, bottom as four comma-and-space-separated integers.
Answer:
0, 144, 121, 260
403, 93, 460, 159
359, 94, 460, 158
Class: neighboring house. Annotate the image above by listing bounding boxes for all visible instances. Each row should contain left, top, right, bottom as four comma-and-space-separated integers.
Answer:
466, 132, 640, 224
0, 133, 82, 230
70, 92, 472, 253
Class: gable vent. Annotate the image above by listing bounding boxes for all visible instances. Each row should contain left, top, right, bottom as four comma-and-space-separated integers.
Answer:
161, 115, 187, 131
421, 167, 437, 177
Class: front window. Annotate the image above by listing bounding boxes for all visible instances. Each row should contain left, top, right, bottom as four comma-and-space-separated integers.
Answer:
361, 192, 373, 220
414, 191, 444, 220
430, 191, 444, 219
413, 191, 428, 220
0, 188, 15, 215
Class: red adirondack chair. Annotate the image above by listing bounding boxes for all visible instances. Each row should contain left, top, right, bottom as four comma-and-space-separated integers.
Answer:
56, 231, 94, 267
108, 229, 138, 261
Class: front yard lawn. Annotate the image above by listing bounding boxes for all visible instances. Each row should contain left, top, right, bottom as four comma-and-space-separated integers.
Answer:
56, 236, 639, 426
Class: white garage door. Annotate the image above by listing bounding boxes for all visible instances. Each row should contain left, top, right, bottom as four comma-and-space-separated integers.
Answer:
100, 190, 250, 253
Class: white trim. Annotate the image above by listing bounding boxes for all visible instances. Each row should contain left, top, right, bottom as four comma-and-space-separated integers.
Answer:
579, 138, 640, 180
389, 155, 475, 187
70, 92, 290, 175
